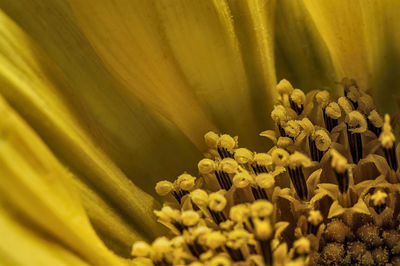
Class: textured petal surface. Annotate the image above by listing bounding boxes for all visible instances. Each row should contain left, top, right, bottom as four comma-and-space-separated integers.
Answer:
304, 0, 400, 113
0, 208, 89, 266
0, 9, 163, 245
0, 95, 124, 265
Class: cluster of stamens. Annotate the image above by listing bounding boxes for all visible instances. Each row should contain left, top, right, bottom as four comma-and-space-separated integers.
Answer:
132, 78, 400, 265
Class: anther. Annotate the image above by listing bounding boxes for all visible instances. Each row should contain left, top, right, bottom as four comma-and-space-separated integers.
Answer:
155, 180, 174, 196
316, 90, 330, 109
217, 134, 236, 159
379, 114, 398, 171
345, 111, 366, 163
226, 229, 251, 262
293, 237, 310, 258
330, 149, 349, 193
234, 148, 253, 164
254, 218, 273, 266
307, 210, 323, 235
345, 85, 360, 109
309, 130, 331, 162
289, 89, 305, 115
367, 110, 383, 137
371, 190, 388, 214
233, 171, 252, 188
214, 158, 237, 190
252, 153, 271, 174
324, 102, 341, 132
208, 192, 227, 224
287, 152, 312, 200
252, 173, 274, 200
204, 131, 219, 149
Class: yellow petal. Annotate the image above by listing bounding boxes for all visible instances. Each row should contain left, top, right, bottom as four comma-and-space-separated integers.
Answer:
304, 0, 400, 104
351, 198, 370, 216
67, 0, 217, 149
0, 2, 204, 194
327, 201, 345, 219
0, 95, 124, 266
275, 0, 337, 92
151, 0, 262, 148
0, 208, 89, 266
0, 8, 171, 239
227, 0, 278, 130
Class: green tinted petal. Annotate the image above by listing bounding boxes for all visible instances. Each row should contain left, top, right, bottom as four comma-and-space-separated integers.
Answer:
68, 0, 217, 149
227, 0, 278, 136
0, 208, 89, 266
0, 10, 162, 240
0, 96, 124, 266
152, 0, 262, 148
275, 0, 337, 92
0, 1, 204, 195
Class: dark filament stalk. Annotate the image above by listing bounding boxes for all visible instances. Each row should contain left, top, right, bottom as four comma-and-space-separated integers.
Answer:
344, 90, 358, 109
187, 241, 205, 258
287, 166, 308, 200
154, 258, 171, 266
308, 136, 324, 162
374, 203, 386, 214
214, 171, 232, 190
278, 123, 287, 137
217, 147, 234, 159
323, 108, 338, 132
225, 246, 244, 262
289, 99, 304, 115
383, 145, 398, 171
251, 186, 269, 200
251, 164, 268, 174
258, 239, 273, 266
171, 190, 188, 204
367, 118, 382, 137
307, 222, 319, 235
334, 169, 349, 194
346, 124, 363, 163
207, 207, 226, 224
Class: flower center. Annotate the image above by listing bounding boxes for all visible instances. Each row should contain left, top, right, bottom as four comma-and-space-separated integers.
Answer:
132, 78, 400, 266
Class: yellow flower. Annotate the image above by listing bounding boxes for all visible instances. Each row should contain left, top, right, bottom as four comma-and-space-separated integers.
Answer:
0, 0, 399, 265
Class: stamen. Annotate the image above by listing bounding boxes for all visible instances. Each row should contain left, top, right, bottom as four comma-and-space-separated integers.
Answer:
234, 148, 253, 164
208, 192, 227, 224
307, 210, 323, 235
155, 180, 174, 196
324, 102, 341, 132
330, 149, 349, 193
287, 152, 312, 200
254, 219, 273, 266
204, 131, 219, 149
308, 136, 323, 162
367, 110, 383, 137
345, 111, 367, 163
293, 237, 310, 258
217, 134, 236, 159
225, 246, 244, 261
379, 114, 398, 171
289, 89, 305, 115
371, 190, 388, 214
338, 96, 354, 114
316, 90, 330, 109
309, 130, 331, 162
232, 172, 251, 188
287, 166, 308, 200
345, 85, 360, 109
